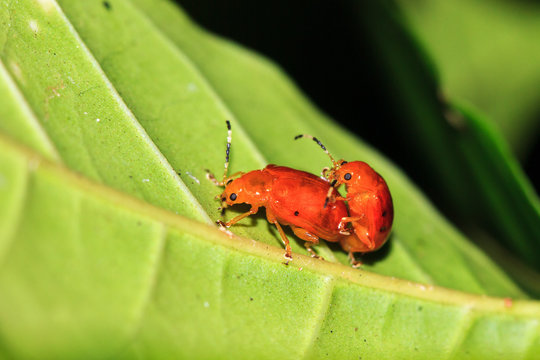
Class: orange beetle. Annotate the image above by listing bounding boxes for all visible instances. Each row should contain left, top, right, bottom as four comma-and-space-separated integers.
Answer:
207, 121, 351, 263
295, 135, 394, 263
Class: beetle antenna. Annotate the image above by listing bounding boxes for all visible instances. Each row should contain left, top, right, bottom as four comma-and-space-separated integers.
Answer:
294, 134, 338, 167
222, 120, 232, 183
295, 134, 341, 207
207, 120, 233, 186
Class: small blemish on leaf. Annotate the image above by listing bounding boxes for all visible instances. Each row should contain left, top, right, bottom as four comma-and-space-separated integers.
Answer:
103, 1, 112, 10
29, 20, 39, 34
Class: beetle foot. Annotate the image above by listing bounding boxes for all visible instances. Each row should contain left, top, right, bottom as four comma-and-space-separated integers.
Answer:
306, 248, 324, 260
349, 252, 363, 268
283, 253, 293, 265
311, 254, 325, 261
216, 221, 233, 237
216, 220, 227, 227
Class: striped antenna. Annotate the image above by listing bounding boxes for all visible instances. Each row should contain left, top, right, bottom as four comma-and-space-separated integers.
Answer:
295, 134, 340, 208
222, 120, 232, 183
206, 120, 233, 186
294, 134, 338, 167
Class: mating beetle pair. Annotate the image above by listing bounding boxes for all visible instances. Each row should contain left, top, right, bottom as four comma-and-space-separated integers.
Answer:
207, 121, 393, 266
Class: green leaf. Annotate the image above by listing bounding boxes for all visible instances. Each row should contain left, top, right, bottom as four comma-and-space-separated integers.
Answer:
0, 0, 538, 358
0, 60, 59, 161
397, 0, 540, 156
2, 135, 540, 359
353, 1, 540, 273
452, 104, 540, 264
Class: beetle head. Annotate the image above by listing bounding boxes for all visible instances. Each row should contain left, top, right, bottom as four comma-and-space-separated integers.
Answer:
219, 170, 271, 208
329, 160, 383, 191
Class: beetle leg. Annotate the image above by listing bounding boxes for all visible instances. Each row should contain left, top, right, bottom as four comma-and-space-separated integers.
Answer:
222, 171, 246, 185
290, 226, 324, 260
304, 244, 323, 259
271, 221, 293, 264
205, 170, 222, 186
206, 170, 245, 186
338, 216, 362, 235
321, 166, 331, 178
324, 182, 346, 208
348, 252, 362, 268
220, 207, 259, 227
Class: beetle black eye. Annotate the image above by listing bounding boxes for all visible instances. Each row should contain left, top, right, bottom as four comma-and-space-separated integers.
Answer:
230, 193, 237, 201
344, 173, 352, 181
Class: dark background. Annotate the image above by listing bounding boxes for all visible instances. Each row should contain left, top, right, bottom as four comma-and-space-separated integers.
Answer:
174, 0, 540, 197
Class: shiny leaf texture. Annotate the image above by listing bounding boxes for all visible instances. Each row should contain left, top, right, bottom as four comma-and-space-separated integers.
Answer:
0, 0, 539, 358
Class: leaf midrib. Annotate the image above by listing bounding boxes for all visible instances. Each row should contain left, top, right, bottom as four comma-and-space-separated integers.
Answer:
4, 134, 540, 318
110, 0, 344, 263
0, 58, 60, 161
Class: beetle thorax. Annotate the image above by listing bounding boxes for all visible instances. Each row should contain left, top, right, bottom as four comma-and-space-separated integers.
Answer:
224, 170, 273, 206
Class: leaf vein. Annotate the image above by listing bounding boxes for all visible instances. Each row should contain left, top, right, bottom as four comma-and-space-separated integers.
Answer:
0, 58, 61, 161
445, 308, 475, 360
125, 0, 268, 168
0, 154, 30, 269
124, 223, 168, 346
300, 276, 335, 360
52, 0, 212, 222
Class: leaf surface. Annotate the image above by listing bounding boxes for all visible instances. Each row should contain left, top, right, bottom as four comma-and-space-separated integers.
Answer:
0, 135, 539, 359
352, 1, 540, 274
0, 0, 538, 358
397, 0, 540, 155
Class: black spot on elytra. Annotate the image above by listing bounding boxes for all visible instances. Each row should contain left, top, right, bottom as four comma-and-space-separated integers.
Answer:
382, 210, 387, 217
379, 226, 387, 232
103, 1, 112, 10
294, 211, 299, 216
